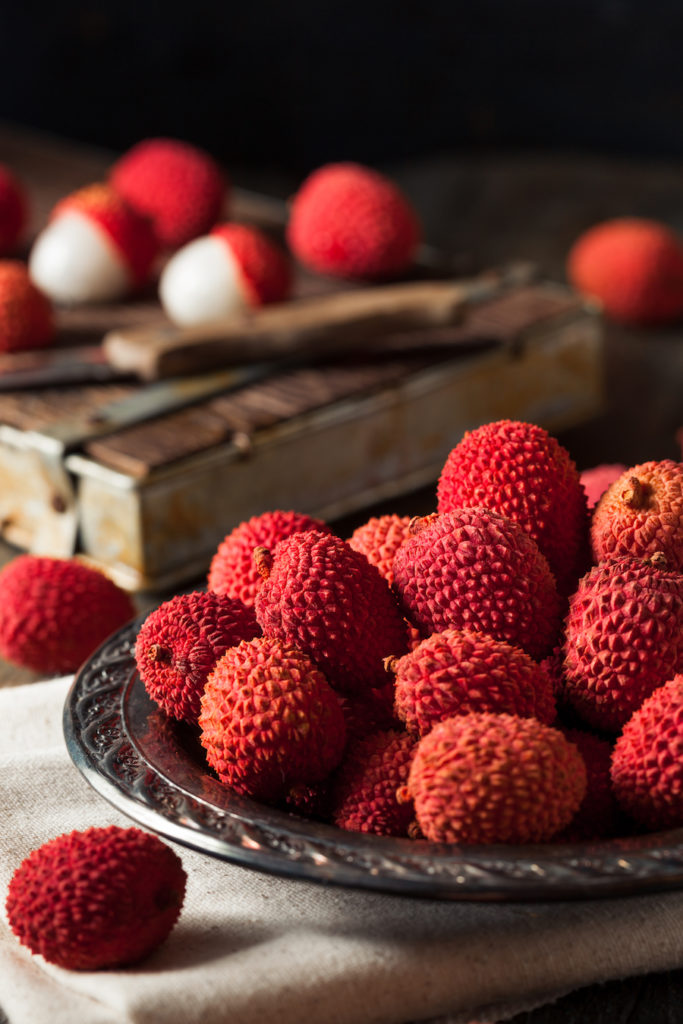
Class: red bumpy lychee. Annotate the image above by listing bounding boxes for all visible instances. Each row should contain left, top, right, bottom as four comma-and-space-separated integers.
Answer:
286, 162, 421, 280
580, 463, 628, 510
401, 712, 586, 844
0, 555, 135, 673
437, 420, 590, 594
347, 514, 413, 585
6, 826, 186, 970
392, 509, 563, 660
0, 260, 54, 353
557, 728, 622, 840
330, 730, 417, 837
0, 165, 28, 255
135, 590, 261, 724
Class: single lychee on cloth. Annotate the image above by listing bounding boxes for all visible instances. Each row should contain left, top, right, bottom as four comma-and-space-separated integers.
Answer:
0, 555, 136, 674
610, 675, 683, 830
562, 555, 683, 732
0, 164, 28, 255
400, 712, 587, 845
286, 162, 421, 280
392, 509, 563, 660
135, 590, 261, 724
6, 826, 186, 970
388, 628, 556, 738
29, 183, 159, 304
110, 136, 227, 249
436, 419, 590, 595
208, 509, 332, 607
567, 216, 683, 325
199, 636, 346, 803
159, 222, 292, 326
0, 260, 55, 353
590, 460, 683, 571
330, 729, 417, 837
253, 530, 409, 693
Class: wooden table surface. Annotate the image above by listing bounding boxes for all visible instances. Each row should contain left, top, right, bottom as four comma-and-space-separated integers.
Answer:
0, 123, 682, 1024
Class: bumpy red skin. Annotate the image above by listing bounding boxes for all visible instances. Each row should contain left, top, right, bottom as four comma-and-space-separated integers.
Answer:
611, 675, 683, 829
580, 463, 628, 511
348, 514, 413, 586
110, 137, 227, 249
392, 627, 556, 737
405, 712, 586, 844
0, 260, 55, 353
53, 183, 159, 287
0, 165, 27, 255
557, 728, 622, 840
211, 223, 292, 305
562, 556, 683, 732
331, 730, 417, 836
590, 460, 683, 571
567, 217, 683, 325
208, 510, 332, 608
392, 509, 563, 661
286, 162, 421, 280
6, 826, 186, 970
255, 530, 409, 692
437, 420, 590, 595
135, 590, 261, 724
0, 555, 135, 673
199, 637, 346, 802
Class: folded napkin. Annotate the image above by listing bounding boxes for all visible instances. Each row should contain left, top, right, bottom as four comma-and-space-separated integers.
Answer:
2, 679, 683, 1024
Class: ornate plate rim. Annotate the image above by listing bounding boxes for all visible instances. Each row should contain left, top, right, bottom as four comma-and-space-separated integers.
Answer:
63, 618, 683, 902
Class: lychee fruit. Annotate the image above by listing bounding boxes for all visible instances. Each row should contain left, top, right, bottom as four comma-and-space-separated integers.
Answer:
338, 684, 398, 743
135, 590, 261, 724
567, 217, 683, 325
0, 260, 55, 353
29, 183, 159, 304
562, 555, 683, 732
590, 460, 683, 570
199, 636, 346, 803
392, 509, 563, 660
437, 420, 590, 594
286, 162, 421, 280
556, 728, 622, 840
401, 712, 586, 844
208, 510, 332, 608
330, 729, 417, 837
6, 826, 186, 970
110, 137, 227, 249
159, 222, 292, 326
389, 628, 556, 738
580, 463, 628, 510
610, 674, 683, 830
0, 165, 28, 255
347, 513, 413, 585
253, 531, 409, 693
0, 555, 136, 674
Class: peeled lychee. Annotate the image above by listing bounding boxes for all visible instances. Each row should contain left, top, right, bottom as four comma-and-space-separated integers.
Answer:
29, 183, 159, 304
135, 590, 261, 724
208, 510, 332, 608
6, 826, 186, 970
110, 137, 227, 249
401, 712, 586, 844
199, 636, 346, 803
611, 674, 683, 830
347, 513, 413, 585
0, 555, 136, 673
392, 510, 563, 660
580, 463, 628, 510
562, 556, 683, 732
159, 222, 292, 326
389, 628, 556, 737
567, 217, 683, 325
0, 260, 55, 353
330, 729, 417, 836
254, 530, 409, 693
437, 420, 590, 594
0, 165, 28, 255
286, 162, 421, 280
591, 460, 683, 570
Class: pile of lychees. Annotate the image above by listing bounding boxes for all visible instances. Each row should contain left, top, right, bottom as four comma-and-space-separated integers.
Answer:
133, 419, 683, 846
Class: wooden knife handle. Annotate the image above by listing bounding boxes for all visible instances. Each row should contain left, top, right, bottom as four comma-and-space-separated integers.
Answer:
103, 279, 470, 380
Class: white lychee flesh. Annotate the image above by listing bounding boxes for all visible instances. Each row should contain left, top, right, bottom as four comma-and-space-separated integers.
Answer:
28, 211, 131, 305
159, 235, 248, 326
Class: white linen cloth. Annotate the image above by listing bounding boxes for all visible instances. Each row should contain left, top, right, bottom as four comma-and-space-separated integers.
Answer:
1, 677, 683, 1024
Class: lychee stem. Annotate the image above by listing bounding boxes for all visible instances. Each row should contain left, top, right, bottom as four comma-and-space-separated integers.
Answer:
647, 551, 668, 569
383, 655, 399, 674
621, 476, 649, 509
147, 644, 172, 664
253, 546, 273, 581
409, 513, 438, 536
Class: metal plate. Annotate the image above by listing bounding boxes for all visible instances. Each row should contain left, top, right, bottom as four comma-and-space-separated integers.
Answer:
63, 619, 683, 902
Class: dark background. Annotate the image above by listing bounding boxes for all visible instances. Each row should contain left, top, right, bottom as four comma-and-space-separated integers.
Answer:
3, 1, 683, 172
